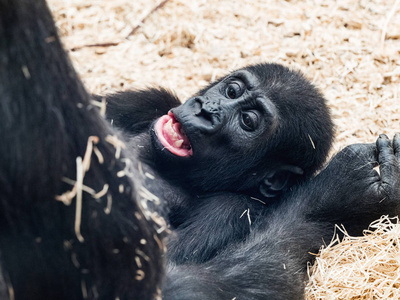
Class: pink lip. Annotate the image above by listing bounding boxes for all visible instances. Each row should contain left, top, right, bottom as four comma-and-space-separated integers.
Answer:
154, 112, 193, 157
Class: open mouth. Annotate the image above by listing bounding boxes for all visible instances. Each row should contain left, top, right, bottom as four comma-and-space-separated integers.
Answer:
154, 111, 193, 157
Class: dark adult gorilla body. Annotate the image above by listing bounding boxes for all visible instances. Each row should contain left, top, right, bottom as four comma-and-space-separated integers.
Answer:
105, 67, 400, 299
0, 1, 164, 299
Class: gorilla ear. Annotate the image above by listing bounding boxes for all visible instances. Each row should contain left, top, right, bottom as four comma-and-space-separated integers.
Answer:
259, 165, 304, 198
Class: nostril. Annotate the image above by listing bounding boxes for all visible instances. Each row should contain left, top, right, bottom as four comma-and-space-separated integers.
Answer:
200, 109, 214, 124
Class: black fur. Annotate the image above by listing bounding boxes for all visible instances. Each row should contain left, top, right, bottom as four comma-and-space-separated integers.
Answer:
0, 1, 164, 299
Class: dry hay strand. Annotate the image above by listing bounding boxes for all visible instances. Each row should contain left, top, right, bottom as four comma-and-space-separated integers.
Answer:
56, 136, 106, 243
305, 215, 400, 300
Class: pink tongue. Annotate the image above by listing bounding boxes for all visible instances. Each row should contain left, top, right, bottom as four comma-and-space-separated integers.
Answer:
154, 114, 192, 157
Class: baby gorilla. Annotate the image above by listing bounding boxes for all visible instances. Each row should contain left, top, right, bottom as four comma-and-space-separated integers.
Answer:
102, 63, 334, 264
102, 66, 400, 299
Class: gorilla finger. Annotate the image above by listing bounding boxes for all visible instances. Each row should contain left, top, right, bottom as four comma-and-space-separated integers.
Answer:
376, 134, 392, 156
393, 133, 400, 160
376, 134, 399, 182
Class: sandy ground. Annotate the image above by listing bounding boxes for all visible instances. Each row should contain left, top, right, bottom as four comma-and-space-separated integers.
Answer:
48, 0, 400, 153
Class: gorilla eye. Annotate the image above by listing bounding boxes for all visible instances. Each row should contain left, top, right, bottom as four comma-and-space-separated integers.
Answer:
225, 83, 243, 99
240, 111, 259, 131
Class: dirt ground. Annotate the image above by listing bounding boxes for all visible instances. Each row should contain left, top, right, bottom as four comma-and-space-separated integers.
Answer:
48, 0, 399, 153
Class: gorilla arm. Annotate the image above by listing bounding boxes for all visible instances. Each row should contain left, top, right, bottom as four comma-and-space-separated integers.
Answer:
101, 88, 181, 135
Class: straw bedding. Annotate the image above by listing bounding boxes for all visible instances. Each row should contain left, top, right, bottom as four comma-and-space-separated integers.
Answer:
48, 0, 400, 298
305, 216, 400, 299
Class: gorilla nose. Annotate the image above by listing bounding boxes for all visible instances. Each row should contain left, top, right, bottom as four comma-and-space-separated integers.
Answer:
194, 97, 221, 118
182, 96, 223, 133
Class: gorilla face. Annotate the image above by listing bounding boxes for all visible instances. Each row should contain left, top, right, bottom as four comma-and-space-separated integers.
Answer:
154, 70, 278, 160
151, 70, 282, 192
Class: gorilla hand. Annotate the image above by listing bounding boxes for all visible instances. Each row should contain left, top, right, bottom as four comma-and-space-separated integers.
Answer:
308, 133, 400, 234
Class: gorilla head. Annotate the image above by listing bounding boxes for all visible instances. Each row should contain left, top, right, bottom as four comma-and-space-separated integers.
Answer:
150, 63, 334, 196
